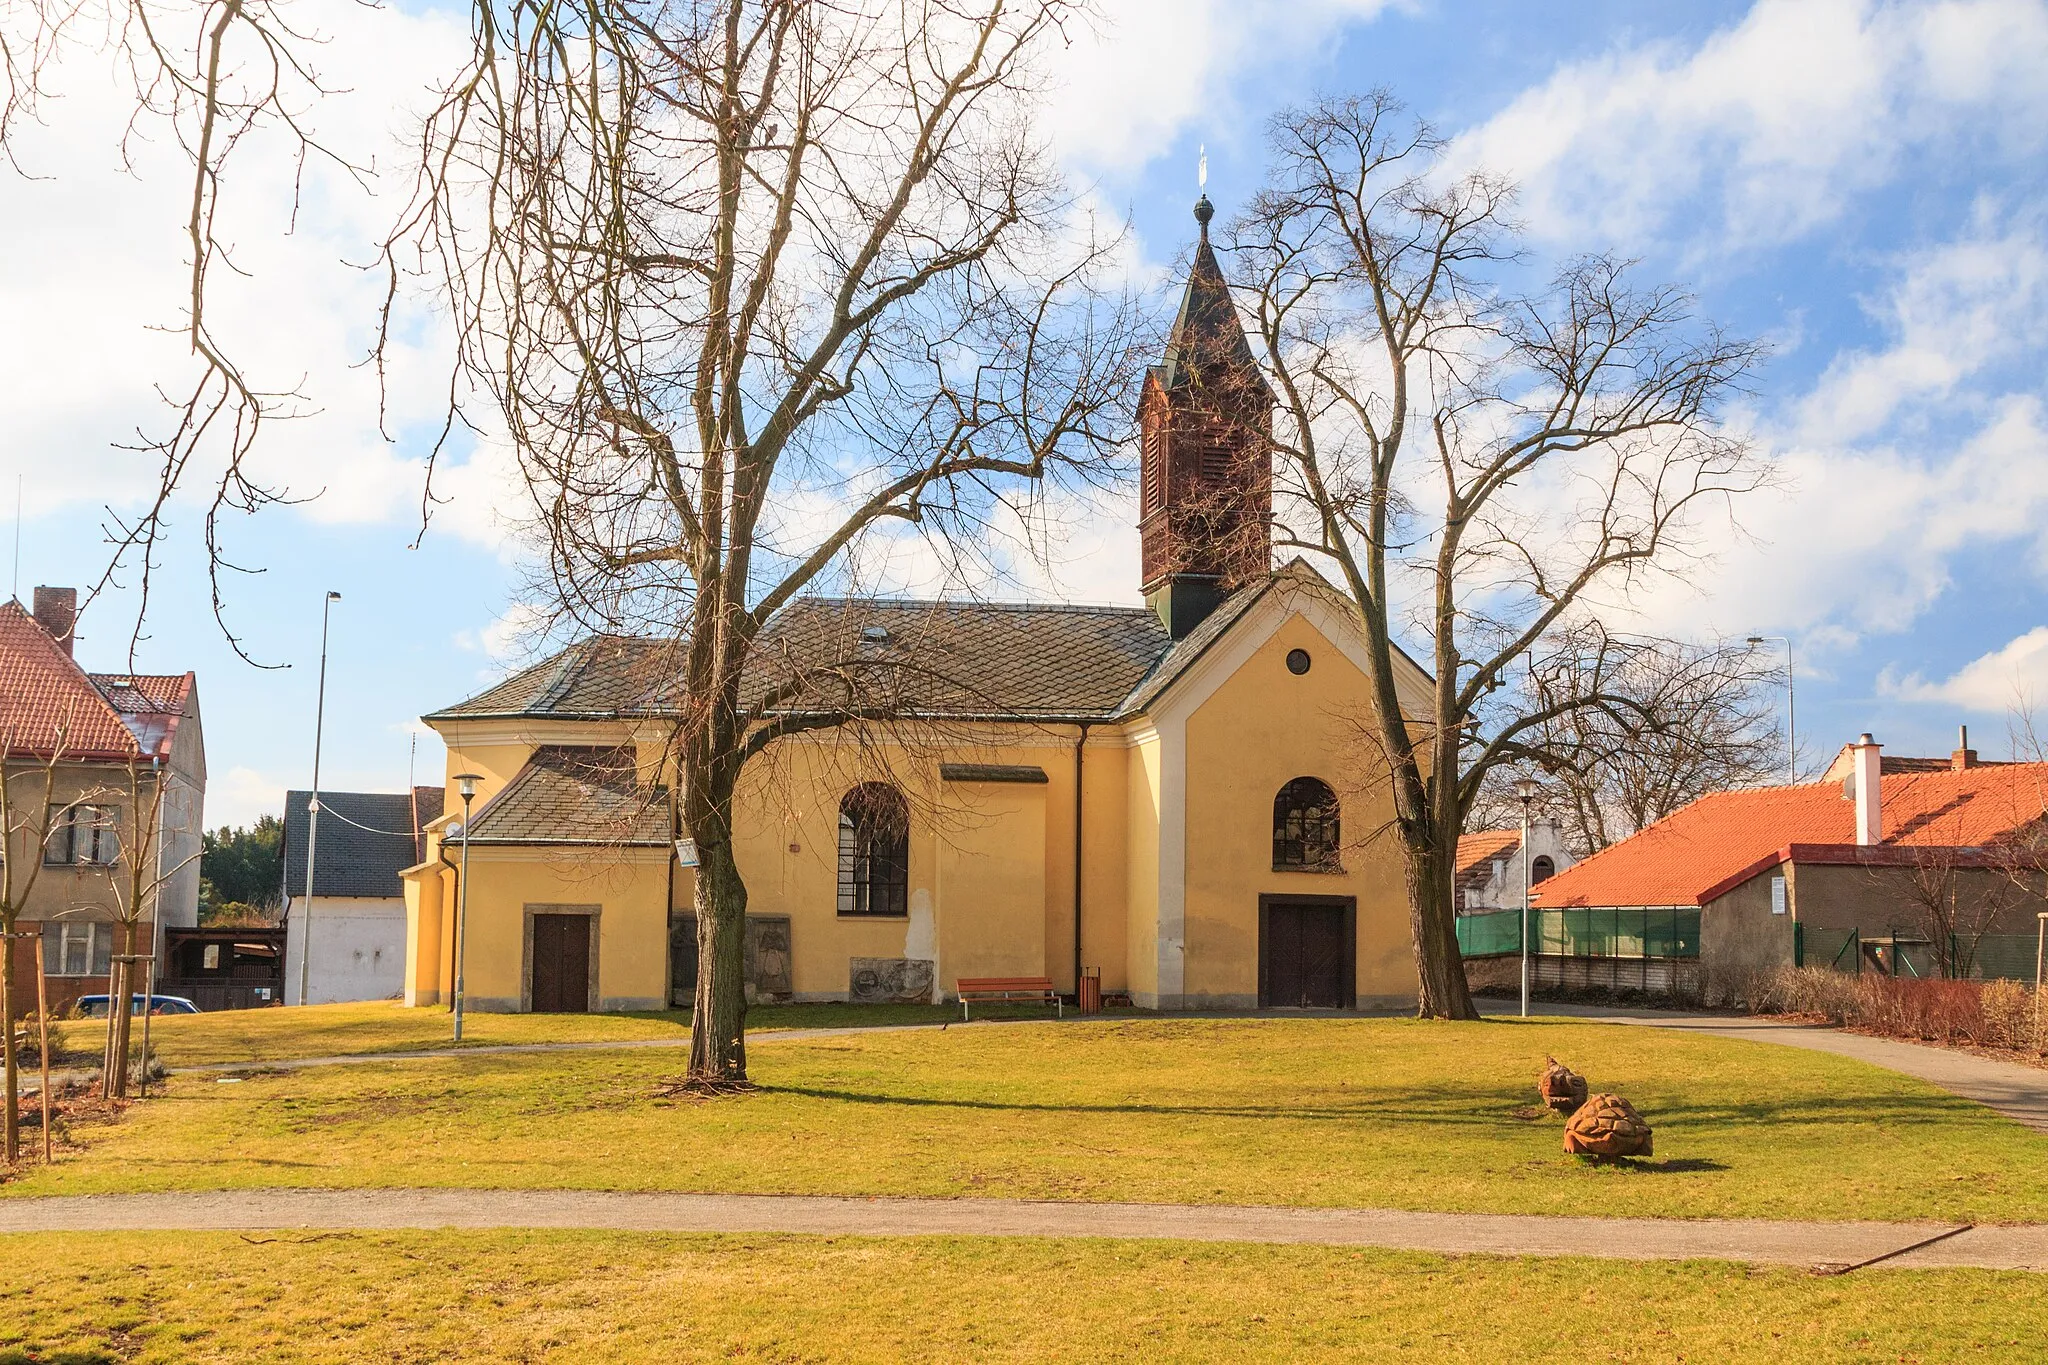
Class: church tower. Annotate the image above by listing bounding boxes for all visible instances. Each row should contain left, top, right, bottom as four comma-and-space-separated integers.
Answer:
1138, 195, 1274, 639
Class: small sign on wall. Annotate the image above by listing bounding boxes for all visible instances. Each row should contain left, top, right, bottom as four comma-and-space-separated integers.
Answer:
1770, 875, 1787, 916
674, 838, 699, 868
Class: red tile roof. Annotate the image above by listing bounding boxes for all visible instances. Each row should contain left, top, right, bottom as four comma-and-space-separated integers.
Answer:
0, 600, 191, 761
1532, 762, 2048, 909
1456, 830, 1521, 883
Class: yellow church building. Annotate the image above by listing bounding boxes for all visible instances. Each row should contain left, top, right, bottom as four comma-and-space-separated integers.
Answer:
399, 198, 1430, 1015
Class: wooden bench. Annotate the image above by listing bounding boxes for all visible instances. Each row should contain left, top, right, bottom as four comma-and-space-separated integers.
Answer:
955, 976, 1062, 1021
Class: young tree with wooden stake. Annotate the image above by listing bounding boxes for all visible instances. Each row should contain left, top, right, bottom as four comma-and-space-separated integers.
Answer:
1224, 93, 1768, 1018
386, 0, 1140, 1085
98, 755, 203, 1099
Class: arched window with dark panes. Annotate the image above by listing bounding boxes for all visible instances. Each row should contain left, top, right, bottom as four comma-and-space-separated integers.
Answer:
837, 783, 910, 917
1530, 855, 1556, 885
1272, 777, 1341, 871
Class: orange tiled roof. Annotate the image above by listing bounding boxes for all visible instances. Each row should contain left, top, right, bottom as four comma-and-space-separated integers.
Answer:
0, 600, 190, 761
1532, 762, 2048, 909
1456, 830, 1521, 883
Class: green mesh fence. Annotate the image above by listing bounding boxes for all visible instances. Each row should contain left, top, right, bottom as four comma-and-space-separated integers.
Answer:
1967, 934, 2043, 984
1456, 906, 1700, 959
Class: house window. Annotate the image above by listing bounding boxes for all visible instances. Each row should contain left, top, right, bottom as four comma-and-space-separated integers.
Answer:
43, 921, 113, 977
837, 783, 909, 917
1273, 777, 1342, 871
46, 804, 120, 867
1530, 855, 1556, 884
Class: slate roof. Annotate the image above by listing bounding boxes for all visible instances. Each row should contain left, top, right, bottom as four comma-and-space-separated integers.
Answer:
464, 746, 669, 847
426, 563, 1424, 736
1532, 763, 2048, 910
0, 599, 193, 761
429, 601, 1179, 724
284, 787, 445, 899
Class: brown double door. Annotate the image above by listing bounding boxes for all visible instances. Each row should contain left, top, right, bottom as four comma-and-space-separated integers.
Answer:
1259, 897, 1355, 1009
531, 914, 591, 1013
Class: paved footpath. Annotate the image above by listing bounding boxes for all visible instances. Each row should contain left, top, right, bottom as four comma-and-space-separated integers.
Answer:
1474, 997, 2048, 1133
1, 1189, 2043, 1271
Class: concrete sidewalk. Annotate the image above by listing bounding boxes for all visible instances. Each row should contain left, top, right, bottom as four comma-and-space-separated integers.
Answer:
0, 1189, 2039, 1271
1475, 996, 2048, 1133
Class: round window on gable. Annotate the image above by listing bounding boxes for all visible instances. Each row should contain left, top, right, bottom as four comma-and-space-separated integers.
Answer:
1285, 648, 1312, 676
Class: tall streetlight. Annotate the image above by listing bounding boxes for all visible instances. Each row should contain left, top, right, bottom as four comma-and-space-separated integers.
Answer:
1747, 634, 1796, 783
297, 590, 342, 1007
1515, 775, 1540, 1019
450, 773, 482, 1042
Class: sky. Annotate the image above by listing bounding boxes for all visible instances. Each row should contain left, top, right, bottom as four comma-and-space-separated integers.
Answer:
5, 0, 2048, 826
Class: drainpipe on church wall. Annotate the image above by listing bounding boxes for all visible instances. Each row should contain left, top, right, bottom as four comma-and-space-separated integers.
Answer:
1074, 722, 1099, 1013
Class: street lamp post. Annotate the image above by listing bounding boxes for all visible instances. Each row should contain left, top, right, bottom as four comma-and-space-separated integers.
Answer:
297, 590, 342, 1007
1746, 634, 1796, 783
1515, 776, 1540, 1019
451, 773, 481, 1042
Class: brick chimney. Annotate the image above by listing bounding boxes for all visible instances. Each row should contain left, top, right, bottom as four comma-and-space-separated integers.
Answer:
1951, 724, 1977, 771
32, 586, 77, 657
1852, 733, 1882, 846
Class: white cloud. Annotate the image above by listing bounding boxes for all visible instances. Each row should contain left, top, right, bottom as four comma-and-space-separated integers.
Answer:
455, 601, 553, 663
1043, 0, 1402, 179
1619, 393, 2048, 645
1457, 0, 2048, 251
1797, 208, 2048, 443
206, 765, 286, 830
1883, 626, 2048, 712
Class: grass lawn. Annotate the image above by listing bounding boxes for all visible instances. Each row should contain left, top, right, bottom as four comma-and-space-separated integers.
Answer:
0, 1230, 2038, 1363
117, 999, 1074, 1068
10, 1017, 2047, 1222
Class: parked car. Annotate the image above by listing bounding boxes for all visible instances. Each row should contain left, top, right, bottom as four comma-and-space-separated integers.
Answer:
71, 994, 200, 1018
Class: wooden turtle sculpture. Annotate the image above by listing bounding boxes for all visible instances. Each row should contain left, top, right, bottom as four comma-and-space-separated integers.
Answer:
1537, 1056, 1589, 1116
1563, 1093, 1653, 1159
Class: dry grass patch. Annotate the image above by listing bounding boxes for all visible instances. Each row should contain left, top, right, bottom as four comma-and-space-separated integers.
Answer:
0, 1230, 2040, 1363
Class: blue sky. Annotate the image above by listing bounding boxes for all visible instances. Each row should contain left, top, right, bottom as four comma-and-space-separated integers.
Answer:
7, 0, 2048, 825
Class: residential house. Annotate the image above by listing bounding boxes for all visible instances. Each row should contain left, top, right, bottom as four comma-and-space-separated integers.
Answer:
0, 587, 206, 1017
398, 200, 1437, 1015
282, 787, 444, 1005
1520, 733, 2048, 999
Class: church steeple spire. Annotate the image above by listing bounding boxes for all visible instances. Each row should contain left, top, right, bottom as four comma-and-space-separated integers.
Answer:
1137, 197, 1273, 639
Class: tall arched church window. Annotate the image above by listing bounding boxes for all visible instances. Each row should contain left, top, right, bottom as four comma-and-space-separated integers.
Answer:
1530, 855, 1556, 885
838, 783, 909, 917
1273, 777, 1341, 871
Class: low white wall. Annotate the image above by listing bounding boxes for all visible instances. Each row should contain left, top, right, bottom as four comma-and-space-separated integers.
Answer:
283, 895, 407, 1005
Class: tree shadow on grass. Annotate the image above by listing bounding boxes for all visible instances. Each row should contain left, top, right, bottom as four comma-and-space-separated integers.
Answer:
758, 1083, 1983, 1134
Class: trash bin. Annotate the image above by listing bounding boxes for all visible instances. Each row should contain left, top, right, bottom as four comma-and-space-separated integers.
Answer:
1078, 966, 1102, 1014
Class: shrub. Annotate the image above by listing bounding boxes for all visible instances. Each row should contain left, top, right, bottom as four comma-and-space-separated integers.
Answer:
1980, 978, 2042, 1051
1753, 966, 1862, 1021
1753, 967, 2045, 1052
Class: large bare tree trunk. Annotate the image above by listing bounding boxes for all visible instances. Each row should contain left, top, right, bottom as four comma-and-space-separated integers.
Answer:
688, 837, 750, 1085
1403, 829, 1475, 1020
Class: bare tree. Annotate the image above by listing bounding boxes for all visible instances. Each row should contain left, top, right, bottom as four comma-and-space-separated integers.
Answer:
95, 756, 203, 1098
1225, 93, 1767, 1018
1467, 634, 1785, 854
386, 0, 1138, 1084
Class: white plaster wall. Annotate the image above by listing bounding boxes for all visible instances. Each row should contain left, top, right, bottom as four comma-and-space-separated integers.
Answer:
1465, 820, 1578, 912
283, 895, 407, 1005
